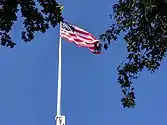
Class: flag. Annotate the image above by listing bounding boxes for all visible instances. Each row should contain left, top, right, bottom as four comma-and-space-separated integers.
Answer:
60, 21, 101, 54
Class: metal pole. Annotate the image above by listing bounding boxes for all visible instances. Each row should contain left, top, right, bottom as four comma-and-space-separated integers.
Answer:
56, 22, 65, 125
57, 22, 62, 117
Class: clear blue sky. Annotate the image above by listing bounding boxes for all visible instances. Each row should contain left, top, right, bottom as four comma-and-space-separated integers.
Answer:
0, 0, 167, 125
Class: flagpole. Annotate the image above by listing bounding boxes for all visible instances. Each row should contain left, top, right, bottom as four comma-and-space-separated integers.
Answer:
56, 22, 65, 125
57, 22, 62, 117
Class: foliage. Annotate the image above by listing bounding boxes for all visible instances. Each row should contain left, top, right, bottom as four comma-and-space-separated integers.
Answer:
0, 0, 63, 48
100, 0, 167, 108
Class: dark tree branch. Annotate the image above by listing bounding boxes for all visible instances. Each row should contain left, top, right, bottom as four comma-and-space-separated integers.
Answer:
100, 0, 167, 108
0, 0, 63, 48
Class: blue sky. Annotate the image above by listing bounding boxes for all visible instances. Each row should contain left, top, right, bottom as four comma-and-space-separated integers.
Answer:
0, 0, 167, 125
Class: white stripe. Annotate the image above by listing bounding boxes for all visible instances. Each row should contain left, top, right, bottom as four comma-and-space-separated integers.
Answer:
73, 25, 90, 34
61, 34, 95, 48
60, 29, 97, 44
60, 28, 93, 40
60, 30, 96, 44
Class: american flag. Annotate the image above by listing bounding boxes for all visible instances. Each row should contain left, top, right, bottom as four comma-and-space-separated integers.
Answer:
60, 21, 101, 54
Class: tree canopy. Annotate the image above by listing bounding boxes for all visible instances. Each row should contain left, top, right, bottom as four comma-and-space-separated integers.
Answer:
1, 0, 167, 108
0, 0, 63, 48
100, 0, 167, 108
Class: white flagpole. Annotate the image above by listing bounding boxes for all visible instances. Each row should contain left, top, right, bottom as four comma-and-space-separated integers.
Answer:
56, 22, 65, 125
57, 22, 62, 117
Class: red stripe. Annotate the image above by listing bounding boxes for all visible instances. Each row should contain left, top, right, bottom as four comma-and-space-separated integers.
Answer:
61, 33, 74, 42
61, 33, 87, 44
62, 35, 100, 54
61, 33, 96, 47
73, 38, 84, 43
61, 32, 93, 43
69, 32, 93, 41
74, 29, 97, 40
61, 35, 75, 43
61, 35, 92, 48
61, 29, 94, 41
61, 33, 97, 47
74, 28, 90, 36
61, 27, 95, 42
